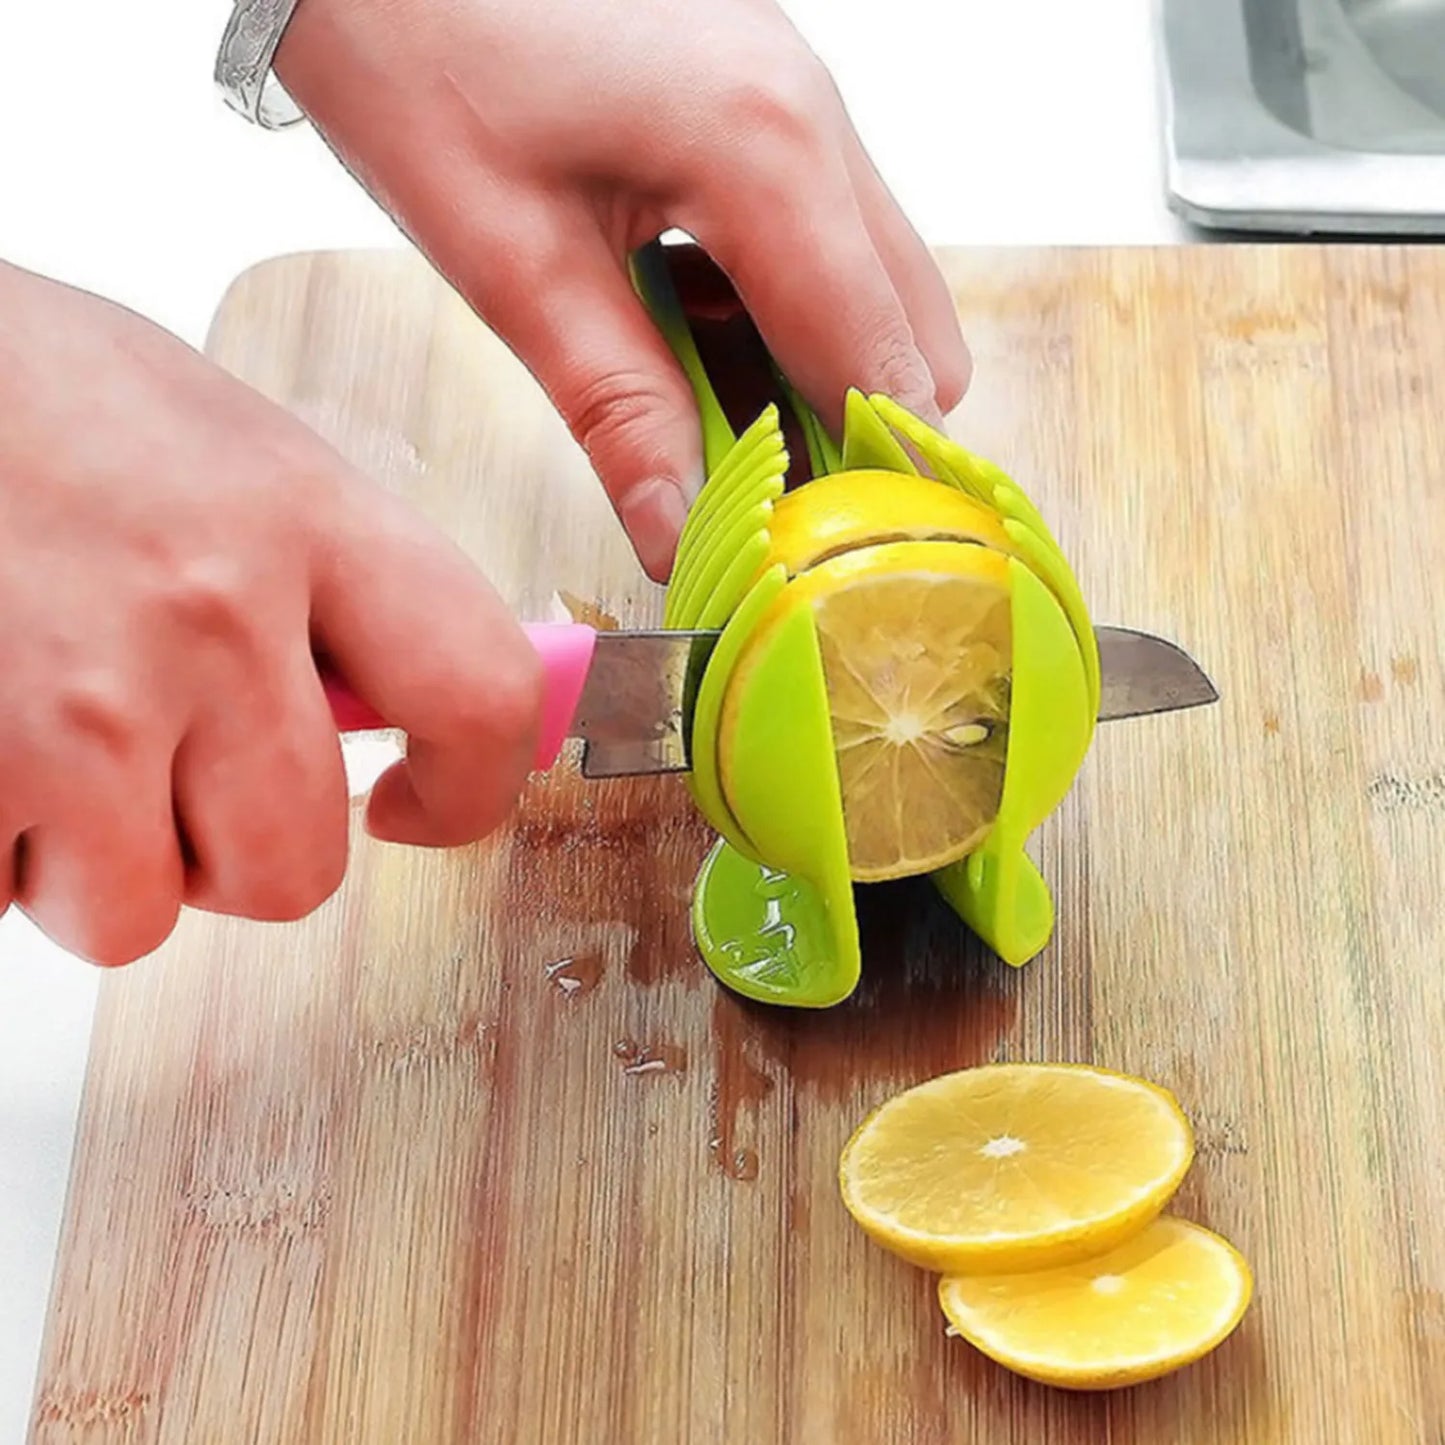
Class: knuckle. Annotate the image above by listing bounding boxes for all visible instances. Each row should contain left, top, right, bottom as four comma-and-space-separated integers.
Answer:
559, 368, 685, 472
864, 321, 935, 413
51, 672, 145, 764
163, 555, 257, 647
720, 53, 834, 153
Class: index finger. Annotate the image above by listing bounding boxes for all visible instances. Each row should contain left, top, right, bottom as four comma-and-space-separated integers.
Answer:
684, 145, 941, 435
309, 480, 542, 848
844, 133, 972, 414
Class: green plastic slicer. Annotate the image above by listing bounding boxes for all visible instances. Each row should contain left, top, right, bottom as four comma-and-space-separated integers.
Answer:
631, 241, 1097, 1004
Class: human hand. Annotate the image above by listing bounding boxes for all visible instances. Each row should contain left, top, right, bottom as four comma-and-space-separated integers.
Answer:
276, 0, 971, 581
0, 262, 541, 965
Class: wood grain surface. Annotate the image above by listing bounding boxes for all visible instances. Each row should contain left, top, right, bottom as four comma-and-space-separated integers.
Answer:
29, 246, 1445, 1444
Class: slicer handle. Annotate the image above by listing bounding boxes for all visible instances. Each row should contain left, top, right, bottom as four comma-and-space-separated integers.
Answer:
319, 622, 599, 773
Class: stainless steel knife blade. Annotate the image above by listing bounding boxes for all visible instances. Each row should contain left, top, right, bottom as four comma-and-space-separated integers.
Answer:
574, 624, 1217, 778
1095, 626, 1219, 721
574, 630, 718, 778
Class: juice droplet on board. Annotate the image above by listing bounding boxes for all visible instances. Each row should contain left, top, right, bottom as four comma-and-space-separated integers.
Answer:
613, 1039, 688, 1077
543, 952, 603, 998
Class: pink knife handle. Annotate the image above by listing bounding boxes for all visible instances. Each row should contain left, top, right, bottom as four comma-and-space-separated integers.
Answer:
320, 622, 598, 773
524, 623, 598, 768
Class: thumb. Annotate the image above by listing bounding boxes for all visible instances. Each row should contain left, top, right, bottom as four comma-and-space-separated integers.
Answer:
465, 224, 705, 583
309, 480, 543, 848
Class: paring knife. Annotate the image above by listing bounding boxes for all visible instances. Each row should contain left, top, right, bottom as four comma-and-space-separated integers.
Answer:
323, 623, 1218, 780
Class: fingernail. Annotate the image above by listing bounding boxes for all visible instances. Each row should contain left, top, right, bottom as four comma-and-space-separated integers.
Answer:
621, 478, 691, 583
911, 365, 948, 430
916, 394, 947, 429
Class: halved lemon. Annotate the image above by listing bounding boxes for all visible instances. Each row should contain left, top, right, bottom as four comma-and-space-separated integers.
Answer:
938, 1217, 1253, 1390
839, 1064, 1194, 1273
720, 540, 1013, 882
766, 470, 1014, 577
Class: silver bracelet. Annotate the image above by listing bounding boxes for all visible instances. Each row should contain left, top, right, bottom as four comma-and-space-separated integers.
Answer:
214, 0, 307, 130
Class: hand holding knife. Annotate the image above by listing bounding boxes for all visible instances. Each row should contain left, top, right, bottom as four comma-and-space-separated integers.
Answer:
322, 622, 1218, 780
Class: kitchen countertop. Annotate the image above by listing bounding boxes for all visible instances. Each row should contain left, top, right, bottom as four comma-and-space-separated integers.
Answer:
0, 0, 1186, 1434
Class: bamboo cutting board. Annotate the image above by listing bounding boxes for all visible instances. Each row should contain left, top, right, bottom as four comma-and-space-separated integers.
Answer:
30, 246, 1445, 1444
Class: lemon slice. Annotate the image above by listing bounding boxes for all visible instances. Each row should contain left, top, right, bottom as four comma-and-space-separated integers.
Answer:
766, 470, 1014, 577
839, 1064, 1194, 1273
723, 540, 1013, 882
938, 1217, 1253, 1390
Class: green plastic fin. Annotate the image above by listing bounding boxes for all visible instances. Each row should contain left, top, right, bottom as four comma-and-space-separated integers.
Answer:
860, 393, 1098, 713
685, 566, 788, 861
874, 393, 1070, 565
712, 600, 860, 1006
670, 409, 783, 580
670, 501, 771, 630
773, 366, 843, 478
934, 847, 1054, 970
672, 485, 774, 626
693, 842, 856, 1008
1001, 519, 1101, 724
988, 468, 1061, 544
672, 445, 784, 621
932, 558, 1091, 968
867, 394, 992, 504
697, 462, 784, 558
678, 406, 784, 554
665, 407, 786, 629
630, 242, 735, 474
696, 531, 773, 631
840, 389, 919, 474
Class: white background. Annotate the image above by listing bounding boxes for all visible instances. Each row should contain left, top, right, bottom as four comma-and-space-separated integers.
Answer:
0, 0, 1188, 1434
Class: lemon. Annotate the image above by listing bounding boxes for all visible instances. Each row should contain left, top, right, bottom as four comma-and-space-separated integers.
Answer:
766, 470, 1014, 577
720, 540, 1013, 882
938, 1217, 1253, 1390
838, 1064, 1194, 1273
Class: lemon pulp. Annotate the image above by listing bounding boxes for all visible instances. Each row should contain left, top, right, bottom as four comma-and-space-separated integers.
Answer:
938, 1216, 1253, 1390
724, 540, 1012, 883
838, 1064, 1195, 1273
